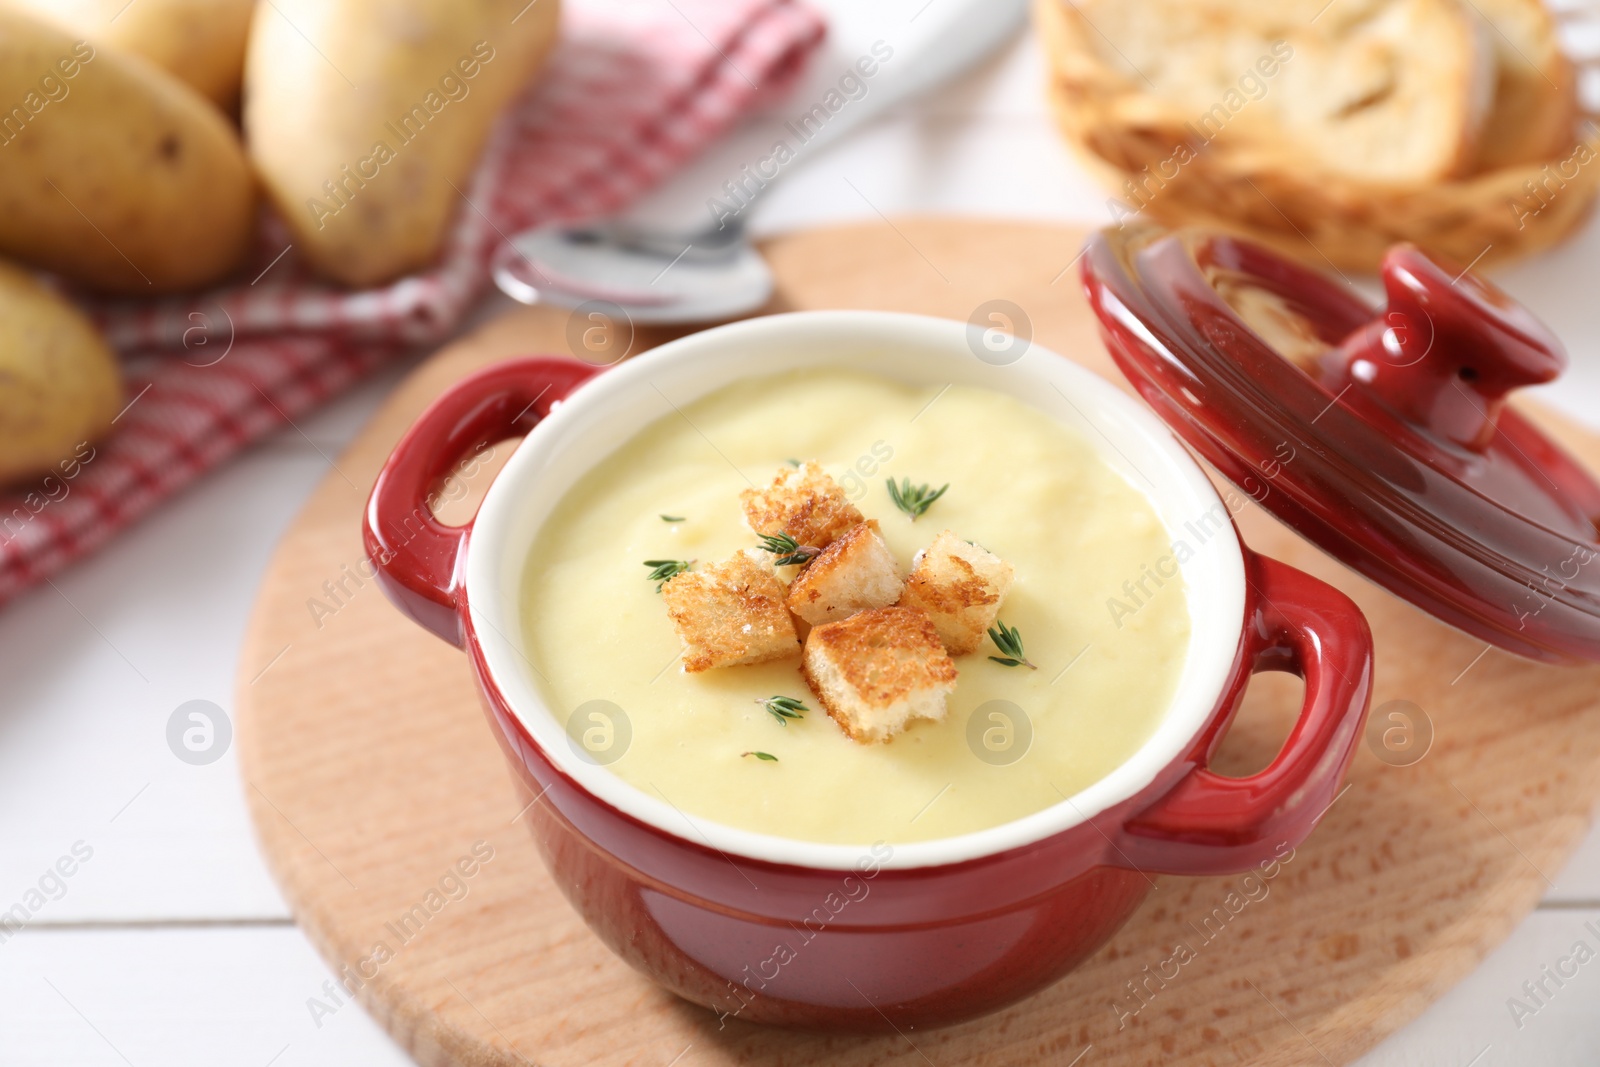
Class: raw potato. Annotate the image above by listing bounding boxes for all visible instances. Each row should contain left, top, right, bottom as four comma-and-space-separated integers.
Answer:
10, 0, 256, 112
0, 261, 121, 486
244, 0, 561, 287
0, 7, 257, 294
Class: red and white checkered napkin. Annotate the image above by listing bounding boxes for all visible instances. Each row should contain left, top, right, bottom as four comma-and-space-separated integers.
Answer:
0, 0, 824, 608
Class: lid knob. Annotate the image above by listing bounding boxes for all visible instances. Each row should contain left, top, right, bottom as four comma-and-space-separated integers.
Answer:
1333, 244, 1566, 452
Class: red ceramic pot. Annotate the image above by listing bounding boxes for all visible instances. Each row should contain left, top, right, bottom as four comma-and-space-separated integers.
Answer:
363, 311, 1373, 1032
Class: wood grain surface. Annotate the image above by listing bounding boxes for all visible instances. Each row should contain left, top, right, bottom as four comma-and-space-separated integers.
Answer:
235, 218, 1600, 1066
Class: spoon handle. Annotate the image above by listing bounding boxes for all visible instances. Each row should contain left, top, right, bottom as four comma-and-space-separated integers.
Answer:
618, 0, 1028, 235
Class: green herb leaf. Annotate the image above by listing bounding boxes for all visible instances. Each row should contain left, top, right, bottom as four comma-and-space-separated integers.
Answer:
886, 477, 949, 521
987, 620, 1037, 669
743, 751, 779, 762
756, 531, 821, 567
784, 458, 802, 468
643, 559, 692, 591
756, 695, 808, 726
660, 514, 686, 523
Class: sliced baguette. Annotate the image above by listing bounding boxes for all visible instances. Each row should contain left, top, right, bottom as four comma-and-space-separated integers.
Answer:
1045, 0, 1494, 185
1469, 0, 1577, 169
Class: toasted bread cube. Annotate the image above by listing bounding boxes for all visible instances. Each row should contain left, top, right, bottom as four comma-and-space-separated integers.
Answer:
740, 461, 864, 553
802, 607, 958, 743
898, 531, 1014, 656
662, 550, 799, 672
786, 521, 903, 627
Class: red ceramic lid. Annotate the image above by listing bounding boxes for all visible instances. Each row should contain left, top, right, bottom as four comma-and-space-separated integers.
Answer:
1081, 223, 1600, 664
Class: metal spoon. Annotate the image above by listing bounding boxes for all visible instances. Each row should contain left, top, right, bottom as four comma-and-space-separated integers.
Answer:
493, 0, 1026, 325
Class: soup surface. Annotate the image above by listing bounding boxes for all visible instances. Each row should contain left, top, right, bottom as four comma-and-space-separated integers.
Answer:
520, 369, 1191, 844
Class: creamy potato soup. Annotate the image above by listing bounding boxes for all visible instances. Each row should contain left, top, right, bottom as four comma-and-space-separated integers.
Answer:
520, 369, 1190, 844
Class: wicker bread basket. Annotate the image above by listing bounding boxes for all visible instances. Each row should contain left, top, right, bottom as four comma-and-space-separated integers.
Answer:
1036, 0, 1600, 272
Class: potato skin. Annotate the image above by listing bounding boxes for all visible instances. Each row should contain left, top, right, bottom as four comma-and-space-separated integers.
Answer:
0, 7, 257, 294
11, 0, 256, 112
244, 0, 561, 288
0, 261, 122, 487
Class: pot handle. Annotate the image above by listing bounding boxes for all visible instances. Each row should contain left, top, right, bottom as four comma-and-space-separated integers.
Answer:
362, 357, 600, 647
1111, 553, 1373, 877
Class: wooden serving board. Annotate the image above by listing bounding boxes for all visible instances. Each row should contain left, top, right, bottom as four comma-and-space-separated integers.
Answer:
236, 219, 1600, 1067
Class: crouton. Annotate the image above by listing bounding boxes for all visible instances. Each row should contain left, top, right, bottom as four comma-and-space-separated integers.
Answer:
802, 607, 958, 743
898, 531, 1014, 656
662, 550, 800, 672
786, 521, 903, 627
740, 461, 864, 554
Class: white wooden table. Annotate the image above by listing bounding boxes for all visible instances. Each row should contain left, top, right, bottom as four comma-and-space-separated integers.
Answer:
4, 28, 1600, 1067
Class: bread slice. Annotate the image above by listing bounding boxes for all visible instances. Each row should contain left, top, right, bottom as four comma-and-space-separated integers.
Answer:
802, 607, 958, 743
1469, 0, 1577, 169
898, 531, 1015, 656
1037, 0, 1597, 268
1291, 0, 1494, 183
740, 461, 864, 554
662, 550, 800, 673
1048, 0, 1494, 185
786, 521, 903, 627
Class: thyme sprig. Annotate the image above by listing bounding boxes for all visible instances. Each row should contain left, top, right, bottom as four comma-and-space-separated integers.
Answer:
756, 695, 808, 726
643, 558, 693, 591
660, 514, 685, 523
743, 750, 779, 762
887, 477, 949, 521
987, 620, 1037, 669
756, 532, 821, 567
